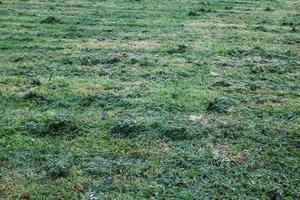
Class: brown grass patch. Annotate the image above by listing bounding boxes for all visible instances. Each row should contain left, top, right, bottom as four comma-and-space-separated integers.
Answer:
187, 20, 246, 28
188, 114, 210, 124
79, 39, 159, 50
207, 143, 248, 165
130, 40, 160, 49
77, 86, 105, 94
80, 39, 116, 48
66, 0, 84, 5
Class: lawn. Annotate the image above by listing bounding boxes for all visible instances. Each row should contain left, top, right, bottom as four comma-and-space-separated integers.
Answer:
0, 0, 299, 199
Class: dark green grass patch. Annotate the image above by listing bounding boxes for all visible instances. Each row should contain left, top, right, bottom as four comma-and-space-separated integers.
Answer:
40, 16, 61, 24
207, 97, 236, 113
46, 154, 73, 179
108, 120, 144, 138
21, 113, 86, 137
79, 91, 132, 110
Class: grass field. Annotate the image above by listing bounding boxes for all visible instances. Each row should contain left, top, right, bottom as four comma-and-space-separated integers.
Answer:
0, 0, 299, 199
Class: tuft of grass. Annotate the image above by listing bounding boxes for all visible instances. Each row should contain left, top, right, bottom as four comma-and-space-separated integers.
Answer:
167, 44, 188, 54
46, 155, 73, 179
213, 80, 231, 87
20, 90, 50, 102
207, 98, 235, 113
40, 16, 60, 24
22, 113, 85, 137
79, 92, 132, 109
161, 126, 188, 140
108, 120, 144, 138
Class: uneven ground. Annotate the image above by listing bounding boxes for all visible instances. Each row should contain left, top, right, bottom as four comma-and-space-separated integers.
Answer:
0, 0, 299, 199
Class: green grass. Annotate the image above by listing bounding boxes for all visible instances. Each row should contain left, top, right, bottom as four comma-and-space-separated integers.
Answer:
0, 0, 299, 199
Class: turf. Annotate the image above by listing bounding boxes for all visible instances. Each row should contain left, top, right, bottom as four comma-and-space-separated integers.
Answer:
0, 0, 299, 199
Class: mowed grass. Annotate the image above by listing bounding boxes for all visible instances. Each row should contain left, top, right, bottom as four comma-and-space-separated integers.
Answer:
0, 0, 299, 199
